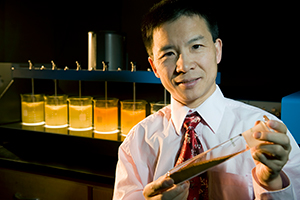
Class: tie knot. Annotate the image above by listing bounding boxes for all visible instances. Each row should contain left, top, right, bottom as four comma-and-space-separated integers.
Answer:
183, 112, 201, 131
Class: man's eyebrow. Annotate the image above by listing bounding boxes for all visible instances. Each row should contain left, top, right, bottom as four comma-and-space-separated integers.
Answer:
187, 35, 205, 45
159, 45, 175, 53
158, 35, 205, 53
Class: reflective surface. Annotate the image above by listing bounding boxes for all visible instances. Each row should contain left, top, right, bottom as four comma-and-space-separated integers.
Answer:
5, 123, 123, 142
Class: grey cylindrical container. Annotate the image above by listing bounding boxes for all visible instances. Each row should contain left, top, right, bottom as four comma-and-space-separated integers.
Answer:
88, 31, 125, 71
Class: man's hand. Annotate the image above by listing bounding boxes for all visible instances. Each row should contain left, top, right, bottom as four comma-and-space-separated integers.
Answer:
251, 120, 291, 190
143, 175, 189, 200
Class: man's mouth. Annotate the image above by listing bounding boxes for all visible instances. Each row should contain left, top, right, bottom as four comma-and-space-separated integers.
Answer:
176, 77, 201, 87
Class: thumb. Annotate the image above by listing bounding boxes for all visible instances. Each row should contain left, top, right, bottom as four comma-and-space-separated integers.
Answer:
143, 175, 174, 197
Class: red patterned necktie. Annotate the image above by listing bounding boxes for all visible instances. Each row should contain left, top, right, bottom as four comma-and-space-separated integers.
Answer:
175, 112, 209, 200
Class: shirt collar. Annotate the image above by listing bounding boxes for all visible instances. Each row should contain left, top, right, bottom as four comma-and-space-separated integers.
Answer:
171, 85, 226, 136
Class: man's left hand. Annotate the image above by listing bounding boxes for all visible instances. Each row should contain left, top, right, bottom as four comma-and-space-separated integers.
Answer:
251, 120, 291, 190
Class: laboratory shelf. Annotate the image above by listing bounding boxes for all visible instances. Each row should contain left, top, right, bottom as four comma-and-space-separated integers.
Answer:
11, 67, 162, 84
11, 67, 221, 84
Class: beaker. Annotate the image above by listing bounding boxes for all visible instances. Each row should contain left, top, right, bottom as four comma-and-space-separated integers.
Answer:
150, 101, 169, 114
168, 134, 248, 184
120, 100, 146, 137
21, 94, 45, 125
68, 96, 93, 131
93, 98, 119, 136
44, 95, 68, 128
167, 115, 273, 185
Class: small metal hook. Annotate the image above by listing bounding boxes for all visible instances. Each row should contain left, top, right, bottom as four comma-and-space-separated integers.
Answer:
28, 60, 33, 70
76, 61, 81, 71
51, 60, 57, 70
102, 61, 109, 71
130, 62, 136, 72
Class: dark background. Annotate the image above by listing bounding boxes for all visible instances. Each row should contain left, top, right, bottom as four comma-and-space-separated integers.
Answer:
0, 0, 298, 101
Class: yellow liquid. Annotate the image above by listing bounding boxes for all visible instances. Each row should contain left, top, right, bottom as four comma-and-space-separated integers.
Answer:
69, 105, 92, 129
45, 104, 68, 127
121, 109, 145, 136
21, 101, 44, 123
94, 132, 118, 141
69, 130, 93, 137
94, 107, 118, 132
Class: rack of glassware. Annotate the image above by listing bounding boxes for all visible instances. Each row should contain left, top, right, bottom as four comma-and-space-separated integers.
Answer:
5, 60, 220, 142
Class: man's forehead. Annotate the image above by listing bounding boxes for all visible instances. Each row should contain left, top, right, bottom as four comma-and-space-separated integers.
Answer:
152, 15, 211, 47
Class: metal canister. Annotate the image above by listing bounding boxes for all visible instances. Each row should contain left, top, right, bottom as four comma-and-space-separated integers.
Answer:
88, 31, 125, 71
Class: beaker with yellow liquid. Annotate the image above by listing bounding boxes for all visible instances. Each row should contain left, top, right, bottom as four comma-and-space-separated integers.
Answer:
21, 94, 45, 126
121, 100, 146, 138
44, 95, 68, 128
150, 101, 169, 114
68, 96, 93, 131
93, 98, 119, 140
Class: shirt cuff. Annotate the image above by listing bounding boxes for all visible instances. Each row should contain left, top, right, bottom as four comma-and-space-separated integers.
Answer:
252, 167, 295, 199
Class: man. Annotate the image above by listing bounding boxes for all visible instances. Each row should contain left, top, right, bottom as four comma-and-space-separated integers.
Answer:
113, 0, 300, 199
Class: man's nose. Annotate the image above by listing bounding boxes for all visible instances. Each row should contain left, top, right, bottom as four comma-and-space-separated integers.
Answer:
175, 53, 194, 73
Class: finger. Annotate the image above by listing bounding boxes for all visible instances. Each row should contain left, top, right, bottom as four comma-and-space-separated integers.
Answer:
252, 143, 290, 171
256, 143, 289, 160
267, 120, 287, 134
162, 181, 190, 200
253, 132, 290, 150
252, 149, 285, 169
143, 175, 174, 197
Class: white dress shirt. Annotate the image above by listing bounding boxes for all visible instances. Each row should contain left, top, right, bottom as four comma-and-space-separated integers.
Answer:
113, 85, 300, 200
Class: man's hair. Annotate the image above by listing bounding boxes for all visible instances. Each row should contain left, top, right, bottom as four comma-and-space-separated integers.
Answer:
141, 0, 219, 57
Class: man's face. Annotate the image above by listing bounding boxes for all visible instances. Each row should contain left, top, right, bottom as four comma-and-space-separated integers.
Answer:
149, 15, 222, 108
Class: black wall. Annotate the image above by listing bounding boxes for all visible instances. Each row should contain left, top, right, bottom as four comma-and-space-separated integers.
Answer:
0, 1, 298, 101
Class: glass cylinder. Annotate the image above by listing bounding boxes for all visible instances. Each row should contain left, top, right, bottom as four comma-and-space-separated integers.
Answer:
44, 95, 68, 128
120, 100, 146, 137
68, 96, 93, 131
93, 98, 119, 135
150, 101, 168, 114
20, 94, 45, 126
167, 134, 249, 184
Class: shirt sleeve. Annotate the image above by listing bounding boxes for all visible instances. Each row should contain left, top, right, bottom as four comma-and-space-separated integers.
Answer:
113, 124, 154, 200
252, 168, 296, 199
113, 144, 145, 200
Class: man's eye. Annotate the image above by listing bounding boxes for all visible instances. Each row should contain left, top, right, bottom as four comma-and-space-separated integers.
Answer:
192, 44, 203, 50
163, 52, 175, 57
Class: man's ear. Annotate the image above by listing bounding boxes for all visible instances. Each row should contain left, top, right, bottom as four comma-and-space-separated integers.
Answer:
215, 38, 223, 64
148, 57, 160, 78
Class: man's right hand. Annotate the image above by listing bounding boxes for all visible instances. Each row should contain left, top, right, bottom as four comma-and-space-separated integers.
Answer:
143, 175, 190, 200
